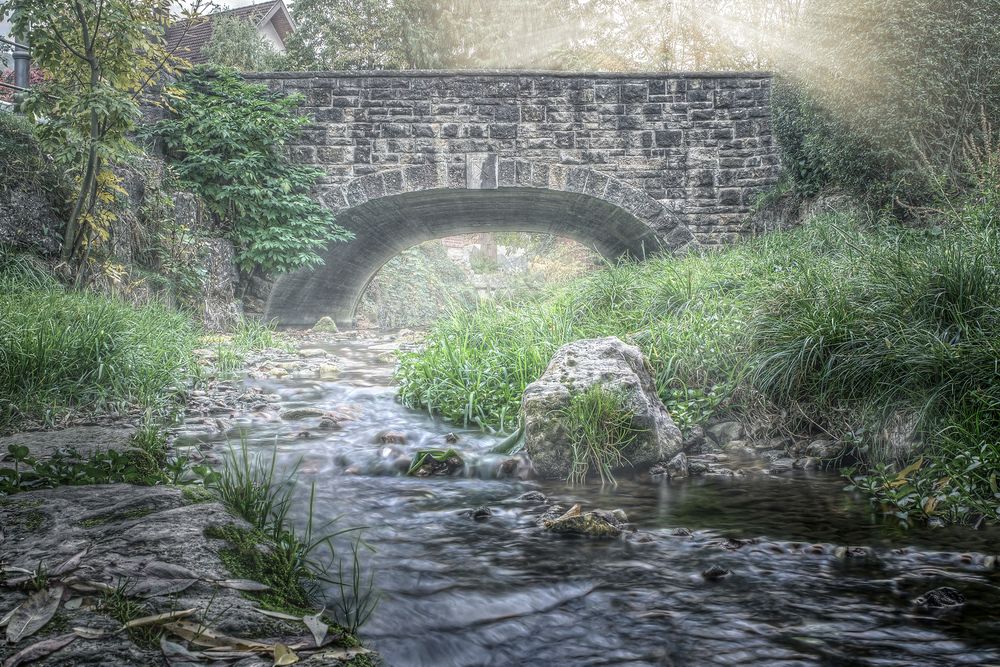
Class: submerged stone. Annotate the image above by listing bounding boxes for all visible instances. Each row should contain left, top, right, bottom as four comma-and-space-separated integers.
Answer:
541, 503, 628, 538
702, 565, 732, 581
913, 587, 966, 609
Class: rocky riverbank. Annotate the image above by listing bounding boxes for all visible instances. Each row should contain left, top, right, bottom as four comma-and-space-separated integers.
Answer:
0, 329, 384, 667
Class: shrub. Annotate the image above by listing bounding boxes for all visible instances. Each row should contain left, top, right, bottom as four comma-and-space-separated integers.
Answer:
202, 16, 288, 72
774, 0, 1000, 206
148, 66, 352, 276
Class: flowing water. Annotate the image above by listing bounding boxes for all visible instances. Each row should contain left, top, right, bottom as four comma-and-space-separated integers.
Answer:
177, 337, 1000, 667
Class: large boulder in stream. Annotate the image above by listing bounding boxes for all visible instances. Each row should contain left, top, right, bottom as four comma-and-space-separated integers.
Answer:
521, 337, 683, 480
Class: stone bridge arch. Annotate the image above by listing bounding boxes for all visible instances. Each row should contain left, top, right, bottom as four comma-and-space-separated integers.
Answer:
265, 161, 693, 326
248, 70, 780, 325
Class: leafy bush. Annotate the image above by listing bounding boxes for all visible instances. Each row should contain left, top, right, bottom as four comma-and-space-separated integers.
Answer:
0, 248, 197, 429
148, 66, 352, 275
774, 0, 1000, 206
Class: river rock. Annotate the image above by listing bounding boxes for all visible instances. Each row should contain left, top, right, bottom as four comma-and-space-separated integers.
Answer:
805, 439, 842, 460
318, 363, 341, 379
702, 564, 732, 581
379, 431, 407, 445
517, 491, 548, 503
521, 337, 682, 480
541, 503, 628, 538
279, 407, 326, 420
913, 586, 966, 609
705, 420, 745, 447
312, 316, 339, 333
298, 348, 328, 358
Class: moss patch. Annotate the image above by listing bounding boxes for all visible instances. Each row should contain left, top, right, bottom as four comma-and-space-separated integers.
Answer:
80, 507, 155, 528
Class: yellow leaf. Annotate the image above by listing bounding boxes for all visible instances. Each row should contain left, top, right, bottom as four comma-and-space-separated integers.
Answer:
922, 496, 938, 515
274, 643, 299, 665
894, 457, 924, 481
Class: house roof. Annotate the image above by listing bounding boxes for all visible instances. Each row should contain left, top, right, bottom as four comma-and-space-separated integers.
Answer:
166, 0, 294, 65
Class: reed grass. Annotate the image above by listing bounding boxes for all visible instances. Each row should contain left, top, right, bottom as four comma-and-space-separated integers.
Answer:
0, 248, 197, 429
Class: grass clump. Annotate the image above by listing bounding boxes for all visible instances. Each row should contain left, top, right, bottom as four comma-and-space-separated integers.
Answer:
397, 182, 1000, 524
0, 248, 198, 430
204, 440, 378, 632
562, 386, 642, 486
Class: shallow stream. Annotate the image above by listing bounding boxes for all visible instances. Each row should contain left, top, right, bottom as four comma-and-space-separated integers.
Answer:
177, 337, 1000, 666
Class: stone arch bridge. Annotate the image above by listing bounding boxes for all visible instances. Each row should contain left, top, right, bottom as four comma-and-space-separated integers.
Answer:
246, 71, 779, 325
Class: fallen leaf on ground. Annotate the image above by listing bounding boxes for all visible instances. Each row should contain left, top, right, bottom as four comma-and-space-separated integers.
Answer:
5, 585, 64, 644
163, 620, 271, 652
71, 626, 107, 639
123, 608, 197, 630
274, 642, 299, 665
252, 608, 301, 621
216, 579, 270, 592
1, 633, 77, 667
302, 610, 328, 648
51, 548, 89, 577
0, 605, 19, 628
160, 635, 205, 666
143, 562, 201, 581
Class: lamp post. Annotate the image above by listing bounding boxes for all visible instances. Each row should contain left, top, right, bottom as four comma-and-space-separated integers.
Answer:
11, 9, 30, 90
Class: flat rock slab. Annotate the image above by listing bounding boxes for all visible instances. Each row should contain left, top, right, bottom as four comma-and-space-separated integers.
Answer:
0, 426, 135, 467
0, 485, 351, 666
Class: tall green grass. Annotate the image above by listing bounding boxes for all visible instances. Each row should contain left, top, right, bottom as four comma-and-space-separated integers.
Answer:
397, 192, 1000, 523
0, 248, 198, 429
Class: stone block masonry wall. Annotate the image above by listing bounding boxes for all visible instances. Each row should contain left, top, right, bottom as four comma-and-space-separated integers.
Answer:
246, 71, 779, 246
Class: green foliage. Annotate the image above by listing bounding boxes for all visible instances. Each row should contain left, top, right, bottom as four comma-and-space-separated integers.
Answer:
286, 0, 407, 70
774, 0, 1000, 206
5, 0, 204, 269
357, 241, 476, 329
148, 66, 352, 275
399, 176, 1000, 523
0, 422, 177, 495
287, 0, 803, 71
0, 249, 198, 430
202, 15, 288, 72
561, 386, 642, 486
